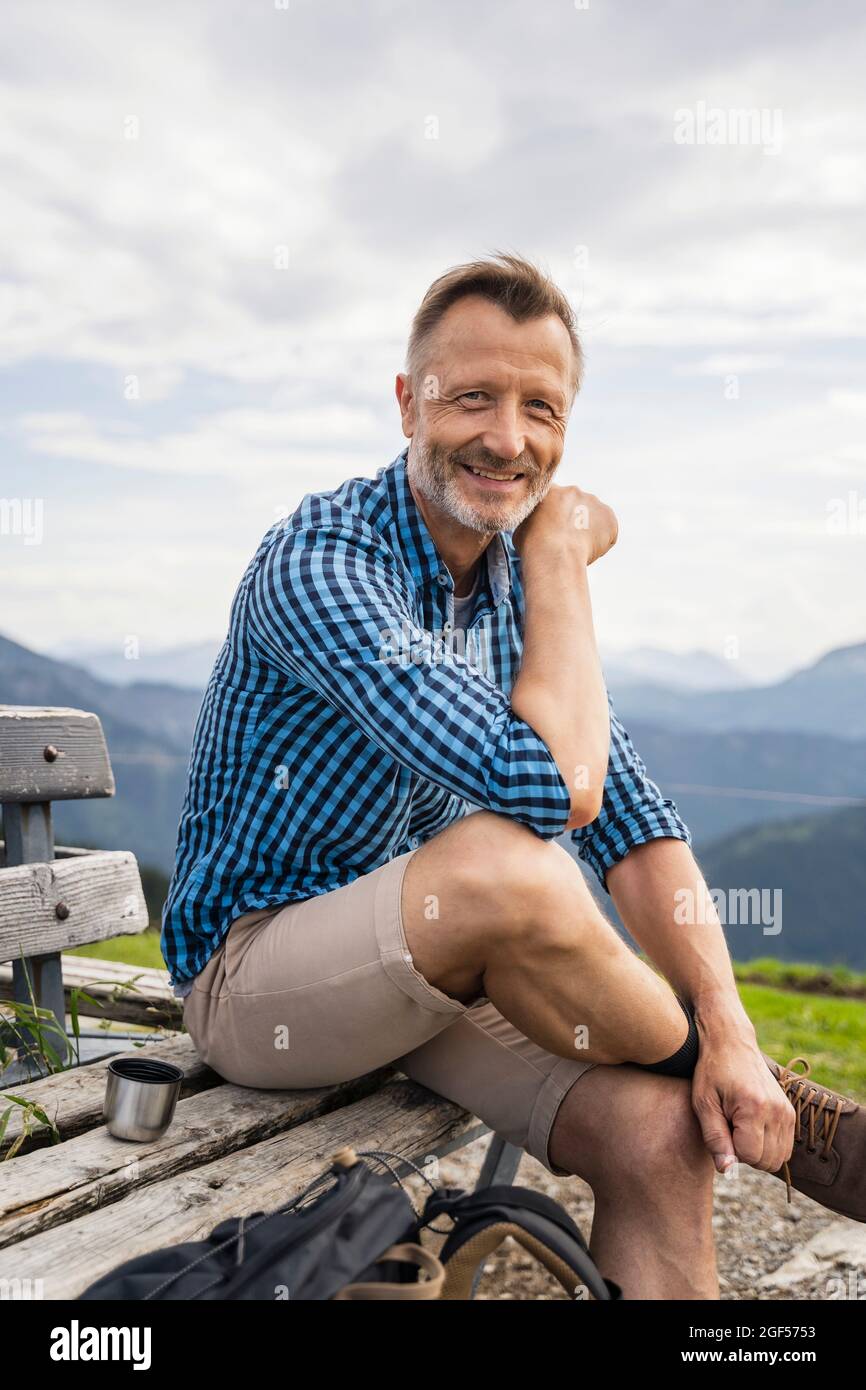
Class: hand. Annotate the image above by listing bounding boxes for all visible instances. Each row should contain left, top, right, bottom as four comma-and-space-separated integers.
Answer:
691, 1038, 796, 1176
513, 484, 618, 567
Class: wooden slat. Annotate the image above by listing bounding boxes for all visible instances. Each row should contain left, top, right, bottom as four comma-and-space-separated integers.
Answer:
0, 1066, 397, 1248
2, 803, 67, 1063
0, 1034, 214, 1157
0, 842, 97, 866
0, 954, 181, 1028
0, 707, 114, 802
0, 1080, 484, 1298
0, 852, 148, 960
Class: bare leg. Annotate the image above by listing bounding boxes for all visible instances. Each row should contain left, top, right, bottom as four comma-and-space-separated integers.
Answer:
402, 811, 690, 1066
548, 1064, 719, 1299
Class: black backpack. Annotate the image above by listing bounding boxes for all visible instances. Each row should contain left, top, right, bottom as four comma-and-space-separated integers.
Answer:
78, 1146, 622, 1301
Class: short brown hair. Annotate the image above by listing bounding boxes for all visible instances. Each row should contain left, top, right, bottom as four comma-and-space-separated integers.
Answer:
405, 250, 584, 399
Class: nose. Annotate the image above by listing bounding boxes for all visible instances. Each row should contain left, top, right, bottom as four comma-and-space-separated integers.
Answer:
477, 399, 525, 464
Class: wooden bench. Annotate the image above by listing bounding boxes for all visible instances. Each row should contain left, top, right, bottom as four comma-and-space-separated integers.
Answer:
0, 704, 522, 1300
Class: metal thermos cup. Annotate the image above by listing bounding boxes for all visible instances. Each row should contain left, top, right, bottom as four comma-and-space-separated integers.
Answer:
103, 1055, 184, 1141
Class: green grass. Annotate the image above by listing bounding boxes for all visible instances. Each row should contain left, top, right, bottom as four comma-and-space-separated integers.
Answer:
65, 927, 166, 970
734, 956, 866, 996
738, 983, 866, 1101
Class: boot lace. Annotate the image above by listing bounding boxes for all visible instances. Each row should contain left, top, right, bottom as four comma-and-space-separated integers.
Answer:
777, 1056, 844, 1204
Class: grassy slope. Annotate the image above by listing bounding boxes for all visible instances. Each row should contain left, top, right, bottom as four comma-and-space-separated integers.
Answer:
738, 984, 866, 1099
68, 928, 166, 969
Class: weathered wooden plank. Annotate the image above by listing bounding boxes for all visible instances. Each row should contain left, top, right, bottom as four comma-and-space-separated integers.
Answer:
0, 707, 114, 802
0, 954, 181, 1028
1, 802, 69, 1065
0, 1080, 484, 1298
47, 956, 171, 986
0, 1066, 396, 1248
0, 842, 96, 867
1, 955, 171, 990
0, 852, 148, 960
0, 1034, 214, 1157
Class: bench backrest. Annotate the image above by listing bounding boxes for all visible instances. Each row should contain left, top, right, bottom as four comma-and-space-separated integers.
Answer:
0, 705, 149, 1071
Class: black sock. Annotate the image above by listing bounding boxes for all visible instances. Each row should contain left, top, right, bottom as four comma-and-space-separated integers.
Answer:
634, 996, 700, 1078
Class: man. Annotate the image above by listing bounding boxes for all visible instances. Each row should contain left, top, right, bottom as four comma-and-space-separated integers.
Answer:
163, 252, 864, 1299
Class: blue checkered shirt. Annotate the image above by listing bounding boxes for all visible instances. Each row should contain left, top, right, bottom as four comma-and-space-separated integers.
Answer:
162, 446, 691, 993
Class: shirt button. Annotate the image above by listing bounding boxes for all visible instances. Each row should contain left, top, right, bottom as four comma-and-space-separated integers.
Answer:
408, 835, 421, 850
437, 572, 449, 585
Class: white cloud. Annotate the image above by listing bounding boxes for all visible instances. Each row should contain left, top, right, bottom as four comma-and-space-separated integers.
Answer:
16, 407, 391, 478
829, 390, 866, 414
676, 354, 784, 375
2, 0, 865, 671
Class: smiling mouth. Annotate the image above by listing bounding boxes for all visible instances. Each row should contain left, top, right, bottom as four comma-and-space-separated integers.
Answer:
458, 462, 526, 484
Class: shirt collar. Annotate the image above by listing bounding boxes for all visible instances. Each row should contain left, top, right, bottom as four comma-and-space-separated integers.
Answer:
386, 446, 513, 608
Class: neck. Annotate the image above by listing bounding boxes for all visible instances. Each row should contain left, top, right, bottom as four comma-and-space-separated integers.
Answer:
408, 475, 491, 596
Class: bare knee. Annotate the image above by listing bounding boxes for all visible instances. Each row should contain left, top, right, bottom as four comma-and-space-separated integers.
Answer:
402, 812, 612, 1002
626, 1075, 712, 1182
555, 1069, 714, 1196
431, 811, 593, 940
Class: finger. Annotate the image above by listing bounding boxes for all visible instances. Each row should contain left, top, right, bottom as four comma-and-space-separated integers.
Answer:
693, 1093, 737, 1174
768, 1100, 797, 1172
729, 1109, 767, 1169
755, 1124, 779, 1172
753, 1086, 795, 1172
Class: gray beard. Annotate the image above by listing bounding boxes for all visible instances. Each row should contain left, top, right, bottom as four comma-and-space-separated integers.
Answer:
408, 438, 552, 534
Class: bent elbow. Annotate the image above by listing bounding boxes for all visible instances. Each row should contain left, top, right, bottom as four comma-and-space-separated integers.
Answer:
564, 789, 604, 832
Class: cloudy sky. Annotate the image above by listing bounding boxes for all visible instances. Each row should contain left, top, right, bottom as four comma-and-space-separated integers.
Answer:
3, 0, 864, 683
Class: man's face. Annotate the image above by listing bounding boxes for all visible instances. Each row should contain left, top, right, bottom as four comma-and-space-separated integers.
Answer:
398, 295, 575, 534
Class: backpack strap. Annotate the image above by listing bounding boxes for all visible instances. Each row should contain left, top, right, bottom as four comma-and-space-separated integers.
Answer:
439, 1220, 574, 1300
332, 1244, 445, 1300
423, 1184, 622, 1301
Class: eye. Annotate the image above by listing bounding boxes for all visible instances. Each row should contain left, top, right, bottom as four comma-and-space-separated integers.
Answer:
527, 398, 553, 413
459, 391, 489, 405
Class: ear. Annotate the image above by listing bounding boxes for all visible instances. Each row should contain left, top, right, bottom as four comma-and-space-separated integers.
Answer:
395, 372, 417, 439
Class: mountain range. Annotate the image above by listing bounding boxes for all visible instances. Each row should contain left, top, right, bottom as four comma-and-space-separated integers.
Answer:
2, 629, 864, 966
64, 638, 758, 695
610, 641, 866, 740
51, 639, 224, 692
695, 805, 866, 968
572, 803, 866, 969
53, 635, 866, 739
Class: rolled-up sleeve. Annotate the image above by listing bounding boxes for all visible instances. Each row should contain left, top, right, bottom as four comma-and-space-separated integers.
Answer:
245, 518, 573, 840
571, 690, 692, 891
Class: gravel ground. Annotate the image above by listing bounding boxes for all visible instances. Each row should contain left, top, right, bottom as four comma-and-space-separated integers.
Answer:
401, 1134, 864, 1301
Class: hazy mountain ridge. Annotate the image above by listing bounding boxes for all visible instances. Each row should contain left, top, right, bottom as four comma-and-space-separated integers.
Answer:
693, 805, 866, 969
0, 633, 195, 869
66, 638, 756, 696
602, 645, 754, 691
51, 639, 224, 692
611, 641, 866, 739
40, 634, 866, 740
2, 630, 864, 973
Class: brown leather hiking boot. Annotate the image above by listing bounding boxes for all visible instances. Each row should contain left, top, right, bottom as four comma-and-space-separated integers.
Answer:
761, 1054, 866, 1222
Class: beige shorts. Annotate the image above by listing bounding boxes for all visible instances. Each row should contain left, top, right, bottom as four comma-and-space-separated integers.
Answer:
183, 847, 597, 1175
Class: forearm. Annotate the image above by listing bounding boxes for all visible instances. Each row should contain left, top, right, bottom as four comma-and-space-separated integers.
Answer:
511, 545, 610, 828
606, 836, 757, 1045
